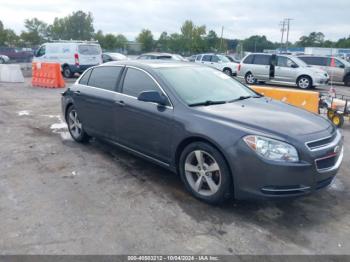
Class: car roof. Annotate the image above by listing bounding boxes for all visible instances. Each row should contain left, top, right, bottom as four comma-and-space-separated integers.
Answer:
140, 52, 175, 57
101, 60, 196, 69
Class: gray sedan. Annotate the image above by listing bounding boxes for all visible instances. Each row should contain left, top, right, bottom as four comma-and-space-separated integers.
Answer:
61, 60, 343, 204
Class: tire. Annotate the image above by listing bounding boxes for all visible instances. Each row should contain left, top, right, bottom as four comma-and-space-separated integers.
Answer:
327, 109, 335, 120
223, 68, 232, 76
179, 142, 233, 205
0, 58, 4, 64
245, 72, 256, 85
344, 75, 350, 87
63, 66, 74, 78
66, 105, 90, 143
297, 76, 312, 89
332, 113, 344, 128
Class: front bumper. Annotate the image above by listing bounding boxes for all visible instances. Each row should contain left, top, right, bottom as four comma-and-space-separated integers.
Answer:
314, 76, 330, 86
229, 132, 344, 200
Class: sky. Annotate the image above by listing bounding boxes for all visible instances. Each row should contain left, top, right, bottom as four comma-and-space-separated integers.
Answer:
0, 0, 349, 42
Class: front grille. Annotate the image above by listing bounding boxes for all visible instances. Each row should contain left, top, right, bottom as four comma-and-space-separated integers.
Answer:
306, 132, 337, 150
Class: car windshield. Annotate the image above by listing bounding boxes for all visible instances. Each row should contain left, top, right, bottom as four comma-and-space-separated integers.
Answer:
156, 66, 257, 106
217, 55, 230, 63
337, 57, 350, 67
78, 45, 101, 55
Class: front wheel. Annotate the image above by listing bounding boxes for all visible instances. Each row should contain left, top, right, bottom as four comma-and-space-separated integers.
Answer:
66, 105, 90, 143
332, 113, 344, 128
0, 58, 5, 64
245, 72, 256, 85
297, 76, 312, 89
179, 142, 233, 205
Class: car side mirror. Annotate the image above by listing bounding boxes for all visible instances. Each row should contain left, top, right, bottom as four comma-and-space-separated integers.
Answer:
138, 91, 168, 106
339, 64, 345, 69
291, 64, 298, 68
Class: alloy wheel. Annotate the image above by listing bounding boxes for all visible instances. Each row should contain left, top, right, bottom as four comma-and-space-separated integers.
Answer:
68, 109, 82, 139
298, 77, 310, 89
184, 150, 221, 196
246, 73, 256, 84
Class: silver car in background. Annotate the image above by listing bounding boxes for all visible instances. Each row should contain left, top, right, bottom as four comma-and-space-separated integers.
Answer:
298, 55, 350, 86
237, 53, 329, 89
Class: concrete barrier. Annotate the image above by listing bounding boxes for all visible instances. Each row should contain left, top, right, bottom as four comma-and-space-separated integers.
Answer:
0, 64, 25, 83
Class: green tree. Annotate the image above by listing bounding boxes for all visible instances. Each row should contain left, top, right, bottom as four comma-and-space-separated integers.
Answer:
335, 36, 350, 48
297, 32, 325, 47
49, 11, 94, 40
180, 20, 206, 54
136, 29, 154, 52
157, 31, 170, 52
20, 18, 49, 45
242, 35, 276, 52
115, 34, 128, 49
205, 30, 219, 51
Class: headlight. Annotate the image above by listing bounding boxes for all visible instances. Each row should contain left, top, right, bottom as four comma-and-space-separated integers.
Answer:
243, 135, 299, 162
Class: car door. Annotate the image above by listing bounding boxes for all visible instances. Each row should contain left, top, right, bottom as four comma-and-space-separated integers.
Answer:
72, 66, 124, 139
209, 55, 222, 70
114, 67, 174, 164
329, 58, 345, 83
251, 54, 271, 80
201, 55, 212, 67
274, 56, 298, 82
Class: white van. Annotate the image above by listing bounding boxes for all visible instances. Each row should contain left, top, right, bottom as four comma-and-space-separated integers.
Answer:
33, 41, 102, 78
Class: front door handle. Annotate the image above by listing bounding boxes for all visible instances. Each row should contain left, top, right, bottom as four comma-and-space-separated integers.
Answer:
115, 100, 125, 107
73, 90, 81, 95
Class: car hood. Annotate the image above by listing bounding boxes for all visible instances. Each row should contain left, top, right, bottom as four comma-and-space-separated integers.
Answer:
193, 97, 332, 138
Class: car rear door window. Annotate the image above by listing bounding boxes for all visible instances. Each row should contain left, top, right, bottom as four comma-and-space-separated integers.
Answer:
202, 55, 212, 62
253, 55, 271, 65
211, 55, 220, 62
122, 68, 160, 97
243, 55, 254, 64
87, 66, 122, 91
79, 69, 92, 85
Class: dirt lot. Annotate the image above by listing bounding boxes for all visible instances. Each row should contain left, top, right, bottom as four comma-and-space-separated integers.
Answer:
0, 78, 349, 255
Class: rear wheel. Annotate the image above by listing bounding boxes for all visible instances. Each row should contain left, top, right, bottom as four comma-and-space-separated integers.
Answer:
63, 66, 74, 78
179, 142, 233, 205
344, 75, 350, 87
223, 68, 232, 76
245, 72, 256, 85
297, 76, 312, 89
66, 105, 90, 143
332, 113, 344, 128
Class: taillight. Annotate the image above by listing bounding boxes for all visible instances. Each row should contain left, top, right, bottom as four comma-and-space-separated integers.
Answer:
74, 53, 79, 66
238, 64, 241, 72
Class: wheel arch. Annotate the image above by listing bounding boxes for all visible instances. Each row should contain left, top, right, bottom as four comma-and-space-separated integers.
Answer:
297, 74, 313, 85
174, 136, 233, 179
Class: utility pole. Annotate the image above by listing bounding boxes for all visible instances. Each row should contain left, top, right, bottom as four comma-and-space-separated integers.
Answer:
219, 26, 224, 53
280, 20, 286, 52
285, 18, 293, 51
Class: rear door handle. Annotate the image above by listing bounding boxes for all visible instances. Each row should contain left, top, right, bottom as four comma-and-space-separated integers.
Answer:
115, 100, 125, 106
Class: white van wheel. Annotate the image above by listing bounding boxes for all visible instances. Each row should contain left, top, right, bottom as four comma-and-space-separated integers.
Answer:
63, 66, 73, 78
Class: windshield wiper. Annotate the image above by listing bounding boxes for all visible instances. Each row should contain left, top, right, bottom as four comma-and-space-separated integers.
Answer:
189, 100, 227, 107
228, 95, 260, 103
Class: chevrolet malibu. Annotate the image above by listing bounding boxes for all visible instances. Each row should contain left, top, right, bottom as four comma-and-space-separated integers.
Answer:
61, 61, 344, 204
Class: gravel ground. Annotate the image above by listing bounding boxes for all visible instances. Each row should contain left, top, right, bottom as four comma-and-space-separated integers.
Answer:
0, 77, 349, 255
